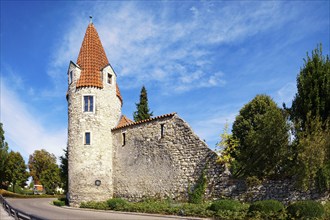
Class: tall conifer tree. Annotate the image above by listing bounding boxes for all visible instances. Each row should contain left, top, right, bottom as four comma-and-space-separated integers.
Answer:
133, 86, 153, 122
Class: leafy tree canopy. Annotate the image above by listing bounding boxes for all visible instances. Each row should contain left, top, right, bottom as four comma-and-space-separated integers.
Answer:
291, 44, 330, 131
60, 148, 68, 193
40, 163, 61, 194
231, 95, 290, 178
133, 86, 153, 122
5, 151, 29, 193
28, 149, 57, 184
0, 123, 9, 188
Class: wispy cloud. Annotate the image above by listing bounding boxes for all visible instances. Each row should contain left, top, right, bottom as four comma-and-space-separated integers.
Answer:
46, 1, 294, 96
0, 77, 67, 161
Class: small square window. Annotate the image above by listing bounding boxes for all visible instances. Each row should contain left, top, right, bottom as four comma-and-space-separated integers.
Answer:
85, 132, 91, 145
84, 96, 94, 112
107, 73, 112, 84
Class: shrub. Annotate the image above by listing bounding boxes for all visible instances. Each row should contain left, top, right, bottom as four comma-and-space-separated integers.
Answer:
245, 176, 262, 189
209, 199, 246, 212
80, 201, 108, 210
287, 200, 325, 219
107, 198, 129, 210
248, 200, 284, 214
0, 189, 59, 198
324, 201, 330, 219
188, 171, 207, 204
53, 200, 65, 206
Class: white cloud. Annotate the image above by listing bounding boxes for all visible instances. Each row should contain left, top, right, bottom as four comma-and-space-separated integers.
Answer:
0, 78, 67, 161
275, 82, 297, 107
45, 1, 293, 95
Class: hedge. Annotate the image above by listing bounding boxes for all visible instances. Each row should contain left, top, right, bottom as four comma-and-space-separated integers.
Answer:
287, 200, 325, 219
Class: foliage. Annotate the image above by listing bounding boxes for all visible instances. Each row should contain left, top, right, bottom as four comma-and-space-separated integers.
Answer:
316, 162, 330, 193
5, 151, 29, 193
107, 198, 129, 210
295, 114, 330, 190
216, 122, 239, 166
286, 200, 325, 219
188, 170, 207, 204
0, 123, 9, 189
290, 44, 330, 131
0, 189, 60, 198
248, 200, 284, 214
209, 199, 247, 212
28, 149, 57, 184
80, 201, 108, 210
40, 163, 61, 194
53, 199, 65, 206
133, 86, 153, 122
81, 198, 212, 217
231, 95, 290, 178
245, 176, 262, 189
324, 201, 330, 220
59, 148, 68, 193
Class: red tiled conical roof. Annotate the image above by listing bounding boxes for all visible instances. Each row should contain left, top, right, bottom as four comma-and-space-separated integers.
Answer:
75, 22, 123, 105
76, 23, 109, 88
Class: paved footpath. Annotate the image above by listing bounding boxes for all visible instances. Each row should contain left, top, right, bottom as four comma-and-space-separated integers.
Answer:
0, 204, 15, 220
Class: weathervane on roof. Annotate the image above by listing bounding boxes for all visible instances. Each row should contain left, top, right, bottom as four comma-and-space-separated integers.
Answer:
89, 16, 93, 24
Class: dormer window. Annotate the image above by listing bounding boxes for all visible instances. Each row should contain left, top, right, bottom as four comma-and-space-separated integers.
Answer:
83, 95, 94, 112
107, 73, 112, 85
69, 71, 73, 84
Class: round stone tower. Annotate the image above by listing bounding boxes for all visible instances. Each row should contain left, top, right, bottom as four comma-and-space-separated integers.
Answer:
67, 21, 122, 206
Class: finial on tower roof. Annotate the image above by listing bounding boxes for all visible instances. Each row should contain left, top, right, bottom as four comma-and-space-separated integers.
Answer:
89, 16, 93, 24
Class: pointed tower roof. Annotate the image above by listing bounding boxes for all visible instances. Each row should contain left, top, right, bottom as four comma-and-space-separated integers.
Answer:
75, 21, 123, 105
76, 23, 109, 88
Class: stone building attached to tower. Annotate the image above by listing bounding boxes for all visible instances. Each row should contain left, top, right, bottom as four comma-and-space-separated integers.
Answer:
67, 22, 223, 206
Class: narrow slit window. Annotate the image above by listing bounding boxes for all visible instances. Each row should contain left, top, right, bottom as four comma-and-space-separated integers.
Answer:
107, 73, 112, 84
69, 71, 73, 84
85, 132, 91, 145
122, 133, 126, 146
160, 124, 165, 138
83, 95, 94, 112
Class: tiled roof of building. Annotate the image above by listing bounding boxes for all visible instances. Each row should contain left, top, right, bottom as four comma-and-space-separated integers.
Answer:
76, 23, 109, 88
117, 115, 134, 128
75, 23, 123, 105
112, 113, 176, 130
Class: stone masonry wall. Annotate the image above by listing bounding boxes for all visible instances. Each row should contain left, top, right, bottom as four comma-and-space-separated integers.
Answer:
111, 113, 329, 203
67, 64, 121, 206
112, 114, 225, 201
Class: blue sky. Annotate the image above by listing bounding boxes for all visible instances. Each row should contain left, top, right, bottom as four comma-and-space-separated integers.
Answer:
1, 1, 329, 162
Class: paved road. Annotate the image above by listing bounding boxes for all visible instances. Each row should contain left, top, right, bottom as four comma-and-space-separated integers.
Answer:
5, 198, 204, 220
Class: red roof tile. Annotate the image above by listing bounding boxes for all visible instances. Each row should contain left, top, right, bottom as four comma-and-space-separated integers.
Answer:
112, 113, 176, 130
76, 23, 108, 88
75, 23, 123, 105
117, 115, 133, 128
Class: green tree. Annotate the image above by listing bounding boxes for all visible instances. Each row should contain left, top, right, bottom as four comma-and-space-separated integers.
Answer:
231, 95, 290, 178
40, 163, 61, 194
28, 149, 57, 185
5, 151, 29, 193
291, 44, 330, 131
295, 114, 330, 191
59, 148, 68, 193
216, 122, 239, 168
289, 45, 330, 191
133, 86, 153, 122
0, 123, 9, 188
